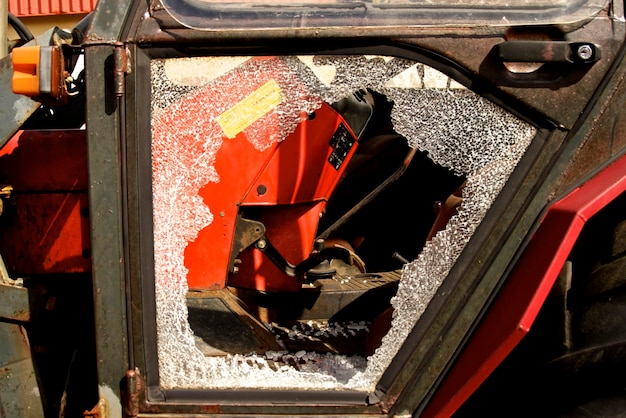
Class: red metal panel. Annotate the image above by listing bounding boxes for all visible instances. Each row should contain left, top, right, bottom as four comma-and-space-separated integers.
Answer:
0, 130, 87, 191
423, 153, 626, 417
9, 0, 96, 17
241, 105, 357, 206
154, 56, 358, 292
155, 57, 302, 291
0, 194, 91, 274
0, 130, 90, 275
185, 103, 357, 292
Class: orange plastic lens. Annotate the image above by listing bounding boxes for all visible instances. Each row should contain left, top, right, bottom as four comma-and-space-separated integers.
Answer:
12, 46, 41, 97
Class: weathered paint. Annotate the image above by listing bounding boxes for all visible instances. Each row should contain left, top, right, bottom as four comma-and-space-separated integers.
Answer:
0, 321, 44, 417
0, 282, 42, 322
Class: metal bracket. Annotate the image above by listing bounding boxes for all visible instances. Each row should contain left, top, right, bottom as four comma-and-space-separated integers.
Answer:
229, 216, 266, 274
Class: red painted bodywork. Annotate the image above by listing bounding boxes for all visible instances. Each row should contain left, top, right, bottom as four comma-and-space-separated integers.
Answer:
423, 153, 626, 417
190, 104, 358, 292
0, 130, 90, 275
234, 105, 358, 292
153, 57, 359, 292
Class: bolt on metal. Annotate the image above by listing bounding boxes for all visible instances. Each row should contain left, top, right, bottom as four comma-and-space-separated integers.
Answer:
577, 44, 594, 61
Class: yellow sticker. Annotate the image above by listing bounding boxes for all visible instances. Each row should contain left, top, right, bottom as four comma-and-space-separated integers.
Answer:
216, 79, 284, 138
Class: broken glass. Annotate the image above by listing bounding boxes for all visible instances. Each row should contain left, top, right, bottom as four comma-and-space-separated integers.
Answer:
150, 55, 536, 390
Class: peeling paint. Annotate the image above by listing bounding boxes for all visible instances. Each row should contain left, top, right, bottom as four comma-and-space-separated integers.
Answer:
98, 385, 122, 418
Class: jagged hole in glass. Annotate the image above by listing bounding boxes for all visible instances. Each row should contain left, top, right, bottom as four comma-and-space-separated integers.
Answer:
150, 55, 536, 390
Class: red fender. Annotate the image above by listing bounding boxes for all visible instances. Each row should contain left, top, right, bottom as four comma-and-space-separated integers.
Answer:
424, 152, 626, 417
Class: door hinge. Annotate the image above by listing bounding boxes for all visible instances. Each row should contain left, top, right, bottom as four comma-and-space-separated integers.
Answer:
122, 369, 141, 417
113, 42, 131, 97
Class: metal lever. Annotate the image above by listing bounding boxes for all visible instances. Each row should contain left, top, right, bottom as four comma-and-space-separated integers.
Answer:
254, 236, 353, 278
496, 41, 601, 64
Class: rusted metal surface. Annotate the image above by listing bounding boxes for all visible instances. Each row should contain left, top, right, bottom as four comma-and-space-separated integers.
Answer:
123, 369, 140, 418
135, 9, 618, 133
403, 17, 619, 130
113, 42, 129, 98
554, 65, 626, 195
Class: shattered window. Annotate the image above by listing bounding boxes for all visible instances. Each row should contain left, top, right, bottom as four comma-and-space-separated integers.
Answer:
150, 55, 536, 391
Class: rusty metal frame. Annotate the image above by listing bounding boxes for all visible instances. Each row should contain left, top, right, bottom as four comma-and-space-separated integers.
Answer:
81, 0, 626, 415
123, 36, 551, 418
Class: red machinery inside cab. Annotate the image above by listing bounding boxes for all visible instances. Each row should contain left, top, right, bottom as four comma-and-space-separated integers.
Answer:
157, 57, 371, 292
